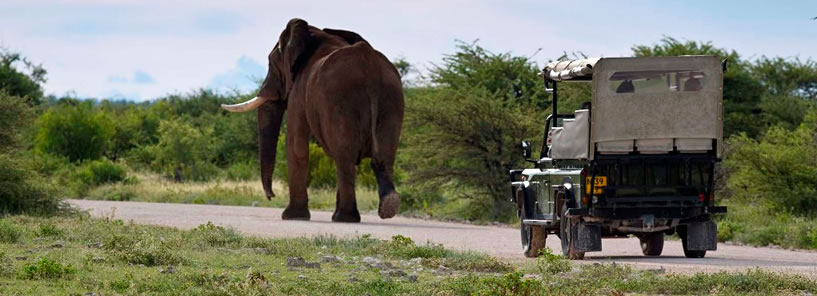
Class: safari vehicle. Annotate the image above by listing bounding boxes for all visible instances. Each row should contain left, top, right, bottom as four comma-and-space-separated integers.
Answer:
510, 56, 727, 259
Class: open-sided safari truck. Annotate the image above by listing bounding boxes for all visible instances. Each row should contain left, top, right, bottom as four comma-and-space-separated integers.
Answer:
510, 56, 727, 259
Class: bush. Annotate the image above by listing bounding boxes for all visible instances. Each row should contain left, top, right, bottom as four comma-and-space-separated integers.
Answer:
404, 86, 538, 221
34, 102, 112, 162
536, 247, 571, 275
0, 91, 34, 152
22, 258, 75, 280
0, 154, 62, 215
0, 220, 22, 243
77, 159, 128, 186
225, 161, 257, 181
150, 118, 219, 182
36, 222, 63, 237
278, 142, 381, 189
726, 110, 817, 216
188, 222, 243, 248
104, 232, 184, 266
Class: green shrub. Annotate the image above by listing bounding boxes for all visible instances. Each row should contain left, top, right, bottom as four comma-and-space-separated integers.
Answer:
36, 222, 63, 237
476, 272, 543, 296
278, 142, 382, 189
189, 221, 243, 248
726, 111, 817, 216
150, 118, 219, 182
536, 247, 571, 275
34, 102, 112, 162
225, 161, 258, 181
104, 232, 184, 266
0, 91, 34, 152
22, 258, 75, 280
0, 220, 22, 243
86, 185, 137, 201
77, 159, 128, 185
0, 154, 62, 215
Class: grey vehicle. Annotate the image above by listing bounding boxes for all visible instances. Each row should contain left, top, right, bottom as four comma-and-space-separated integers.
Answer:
510, 56, 727, 259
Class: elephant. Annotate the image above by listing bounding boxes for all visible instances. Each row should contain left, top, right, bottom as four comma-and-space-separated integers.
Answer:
221, 18, 404, 223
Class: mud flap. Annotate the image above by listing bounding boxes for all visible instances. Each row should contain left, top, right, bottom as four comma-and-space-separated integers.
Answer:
574, 223, 602, 252
685, 220, 718, 251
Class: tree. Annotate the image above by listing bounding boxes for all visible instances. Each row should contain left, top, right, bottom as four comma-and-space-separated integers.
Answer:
405, 86, 538, 219
0, 90, 33, 152
0, 90, 61, 215
34, 101, 113, 162
430, 40, 549, 110
402, 42, 546, 220
726, 110, 817, 216
151, 118, 218, 181
0, 48, 46, 104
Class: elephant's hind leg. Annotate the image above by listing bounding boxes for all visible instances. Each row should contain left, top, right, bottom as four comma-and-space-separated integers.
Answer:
332, 157, 361, 223
371, 159, 400, 219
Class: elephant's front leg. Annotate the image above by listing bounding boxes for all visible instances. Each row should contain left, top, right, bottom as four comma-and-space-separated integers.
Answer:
332, 157, 360, 223
282, 119, 311, 220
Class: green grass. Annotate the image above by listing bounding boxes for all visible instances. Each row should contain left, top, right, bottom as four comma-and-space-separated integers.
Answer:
717, 198, 817, 249
0, 214, 814, 295
84, 172, 380, 212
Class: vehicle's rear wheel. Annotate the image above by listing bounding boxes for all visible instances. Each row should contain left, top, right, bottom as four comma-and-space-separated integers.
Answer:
559, 208, 585, 260
518, 189, 546, 258
639, 232, 664, 256
681, 236, 707, 258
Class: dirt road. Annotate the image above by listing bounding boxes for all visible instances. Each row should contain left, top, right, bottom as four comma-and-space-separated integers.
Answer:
70, 199, 817, 275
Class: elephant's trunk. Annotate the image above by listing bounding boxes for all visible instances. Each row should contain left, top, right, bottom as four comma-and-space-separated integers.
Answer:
258, 100, 286, 200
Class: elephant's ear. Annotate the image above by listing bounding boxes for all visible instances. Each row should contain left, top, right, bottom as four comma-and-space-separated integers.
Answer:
280, 18, 312, 78
323, 28, 368, 45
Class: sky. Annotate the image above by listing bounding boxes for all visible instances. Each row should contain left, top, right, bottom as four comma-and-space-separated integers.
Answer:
1, 0, 815, 102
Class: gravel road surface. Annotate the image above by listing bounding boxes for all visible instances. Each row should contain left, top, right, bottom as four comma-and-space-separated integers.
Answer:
70, 199, 817, 275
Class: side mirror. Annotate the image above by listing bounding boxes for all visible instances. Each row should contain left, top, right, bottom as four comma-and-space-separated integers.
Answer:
520, 140, 532, 159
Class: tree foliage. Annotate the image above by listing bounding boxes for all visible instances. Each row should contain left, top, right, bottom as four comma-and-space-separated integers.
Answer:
34, 102, 113, 162
0, 48, 46, 103
726, 111, 817, 216
150, 118, 218, 181
430, 40, 549, 109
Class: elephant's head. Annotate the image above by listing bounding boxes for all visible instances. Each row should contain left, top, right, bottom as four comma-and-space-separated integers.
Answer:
221, 18, 312, 199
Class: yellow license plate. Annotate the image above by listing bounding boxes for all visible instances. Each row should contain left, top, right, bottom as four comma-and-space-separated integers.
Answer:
585, 176, 607, 195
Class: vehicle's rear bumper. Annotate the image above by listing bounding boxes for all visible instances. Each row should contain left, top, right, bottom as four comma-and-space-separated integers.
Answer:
567, 206, 726, 220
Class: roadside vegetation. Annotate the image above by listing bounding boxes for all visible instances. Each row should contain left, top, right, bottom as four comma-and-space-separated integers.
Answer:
2, 35, 817, 250
0, 214, 815, 295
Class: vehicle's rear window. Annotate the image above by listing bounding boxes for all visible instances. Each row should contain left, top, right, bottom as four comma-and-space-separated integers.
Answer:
607, 70, 706, 94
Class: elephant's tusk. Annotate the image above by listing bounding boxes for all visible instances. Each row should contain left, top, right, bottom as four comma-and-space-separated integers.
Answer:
221, 96, 267, 112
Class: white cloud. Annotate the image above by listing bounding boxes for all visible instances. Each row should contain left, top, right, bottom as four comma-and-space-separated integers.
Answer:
0, 1, 815, 101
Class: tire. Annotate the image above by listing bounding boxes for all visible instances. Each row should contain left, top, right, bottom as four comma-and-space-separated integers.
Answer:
639, 232, 664, 256
517, 189, 547, 258
559, 208, 585, 260
681, 236, 707, 258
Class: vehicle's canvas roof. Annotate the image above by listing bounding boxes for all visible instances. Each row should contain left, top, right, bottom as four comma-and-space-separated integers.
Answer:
589, 56, 724, 158
542, 58, 600, 81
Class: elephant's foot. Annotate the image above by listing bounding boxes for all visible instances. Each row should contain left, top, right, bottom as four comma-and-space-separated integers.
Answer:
378, 191, 401, 219
332, 209, 361, 223
282, 206, 311, 220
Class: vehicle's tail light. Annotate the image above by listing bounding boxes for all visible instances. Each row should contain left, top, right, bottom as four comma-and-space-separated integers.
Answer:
698, 193, 705, 203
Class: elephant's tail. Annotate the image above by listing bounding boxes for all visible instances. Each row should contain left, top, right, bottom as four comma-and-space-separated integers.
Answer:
367, 83, 380, 155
